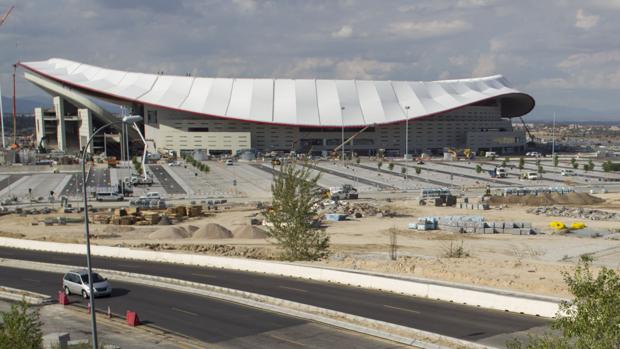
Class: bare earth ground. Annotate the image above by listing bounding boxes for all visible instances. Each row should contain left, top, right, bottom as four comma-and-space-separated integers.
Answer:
1, 193, 619, 298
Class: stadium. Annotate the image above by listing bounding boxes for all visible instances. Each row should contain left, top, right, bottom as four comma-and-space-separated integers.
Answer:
20, 58, 535, 157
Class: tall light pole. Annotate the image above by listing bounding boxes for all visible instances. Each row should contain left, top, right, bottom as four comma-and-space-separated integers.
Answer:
341, 106, 345, 162
551, 112, 556, 156
0, 82, 5, 148
404, 106, 410, 180
80, 115, 142, 349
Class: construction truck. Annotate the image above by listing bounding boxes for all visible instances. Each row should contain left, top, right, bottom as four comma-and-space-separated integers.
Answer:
329, 184, 359, 200
489, 167, 507, 178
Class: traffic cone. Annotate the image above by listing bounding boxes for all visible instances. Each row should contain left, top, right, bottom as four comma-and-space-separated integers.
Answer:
107, 306, 112, 319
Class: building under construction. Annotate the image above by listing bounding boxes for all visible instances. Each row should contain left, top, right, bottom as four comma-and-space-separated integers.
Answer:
20, 58, 535, 157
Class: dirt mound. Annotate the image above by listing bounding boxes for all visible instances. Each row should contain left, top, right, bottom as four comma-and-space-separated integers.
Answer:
185, 225, 199, 233
191, 223, 233, 239
233, 225, 268, 239
489, 192, 604, 206
103, 226, 135, 233
148, 226, 189, 240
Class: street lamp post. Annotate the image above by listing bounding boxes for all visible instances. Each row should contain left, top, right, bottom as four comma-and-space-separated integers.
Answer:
80, 115, 142, 349
404, 106, 410, 180
341, 106, 345, 162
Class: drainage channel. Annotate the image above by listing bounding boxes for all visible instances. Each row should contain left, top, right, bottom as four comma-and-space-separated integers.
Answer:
350, 163, 453, 188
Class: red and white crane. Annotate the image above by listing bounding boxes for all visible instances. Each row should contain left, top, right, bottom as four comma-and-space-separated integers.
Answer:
0, 5, 15, 149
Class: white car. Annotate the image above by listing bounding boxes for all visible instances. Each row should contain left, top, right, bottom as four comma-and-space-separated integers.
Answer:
561, 169, 575, 176
485, 151, 497, 158
522, 172, 539, 180
225, 159, 234, 166
144, 192, 162, 200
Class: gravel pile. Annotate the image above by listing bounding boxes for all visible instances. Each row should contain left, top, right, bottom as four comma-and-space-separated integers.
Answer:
191, 223, 233, 239
321, 201, 395, 218
527, 206, 620, 221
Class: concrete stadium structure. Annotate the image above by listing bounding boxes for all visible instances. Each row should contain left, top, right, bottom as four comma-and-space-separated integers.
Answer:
20, 58, 535, 156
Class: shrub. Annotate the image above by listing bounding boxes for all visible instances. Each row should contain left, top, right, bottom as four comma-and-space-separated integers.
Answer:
0, 300, 43, 349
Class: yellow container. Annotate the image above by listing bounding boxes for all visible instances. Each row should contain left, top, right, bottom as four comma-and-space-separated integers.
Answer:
549, 221, 566, 230
570, 222, 586, 230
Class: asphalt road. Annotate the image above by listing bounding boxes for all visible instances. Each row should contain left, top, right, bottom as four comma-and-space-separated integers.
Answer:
148, 164, 186, 195
0, 247, 548, 343
306, 163, 396, 190
352, 163, 453, 188
0, 266, 400, 348
0, 174, 25, 192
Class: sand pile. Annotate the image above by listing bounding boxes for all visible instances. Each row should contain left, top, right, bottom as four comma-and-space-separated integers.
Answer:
489, 192, 604, 206
233, 225, 268, 239
191, 223, 233, 239
148, 226, 189, 239
185, 225, 199, 234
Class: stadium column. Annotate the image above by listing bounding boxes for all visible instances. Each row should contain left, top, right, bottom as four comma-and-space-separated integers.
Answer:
53, 96, 66, 152
78, 109, 93, 154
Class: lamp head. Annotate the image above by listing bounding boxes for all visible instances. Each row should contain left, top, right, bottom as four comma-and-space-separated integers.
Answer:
122, 115, 142, 124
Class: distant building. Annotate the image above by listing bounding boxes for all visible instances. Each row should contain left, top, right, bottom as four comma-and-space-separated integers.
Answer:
20, 58, 535, 156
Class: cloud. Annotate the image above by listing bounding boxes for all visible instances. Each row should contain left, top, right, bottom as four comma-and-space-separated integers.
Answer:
456, 0, 496, 8
387, 19, 471, 39
472, 53, 496, 77
232, 0, 257, 14
332, 25, 353, 38
575, 9, 599, 29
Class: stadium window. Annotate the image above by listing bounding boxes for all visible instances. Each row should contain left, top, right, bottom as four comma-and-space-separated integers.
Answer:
147, 110, 158, 124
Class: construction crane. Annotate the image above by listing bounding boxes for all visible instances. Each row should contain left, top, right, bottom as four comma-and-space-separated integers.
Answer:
519, 116, 536, 144
0, 5, 15, 149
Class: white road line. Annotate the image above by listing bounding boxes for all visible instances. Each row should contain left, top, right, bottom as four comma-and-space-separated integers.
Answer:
278, 286, 308, 293
383, 304, 420, 314
171, 307, 198, 316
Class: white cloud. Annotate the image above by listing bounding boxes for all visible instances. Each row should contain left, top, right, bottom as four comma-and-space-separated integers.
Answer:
332, 25, 353, 39
575, 9, 599, 29
232, 0, 257, 14
472, 53, 496, 77
449, 55, 468, 66
558, 50, 620, 69
457, 0, 496, 8
387, 19, 471, 39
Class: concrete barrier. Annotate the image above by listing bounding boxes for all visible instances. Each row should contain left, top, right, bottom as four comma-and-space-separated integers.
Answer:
0, 237, 561, 317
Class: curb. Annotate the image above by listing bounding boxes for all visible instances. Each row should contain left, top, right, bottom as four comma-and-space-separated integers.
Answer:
0, 286, 54, 305
0, 258, 493, 349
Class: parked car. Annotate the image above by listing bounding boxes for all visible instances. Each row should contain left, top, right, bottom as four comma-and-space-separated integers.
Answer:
225, 159, 234, 166
168, 161, 181, 167
561, 169, 575, 176
484, 151, 497, 158
521, 171, 540, 180
95, 189, 123, 202
63, 270, 111, 298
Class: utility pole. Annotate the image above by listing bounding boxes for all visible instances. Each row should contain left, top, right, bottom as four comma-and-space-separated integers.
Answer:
341, 106, 345, 162
12, 64, 16, 146
0, 5, 15, 149
404, 106, 410, 180
551, 112, 556, 156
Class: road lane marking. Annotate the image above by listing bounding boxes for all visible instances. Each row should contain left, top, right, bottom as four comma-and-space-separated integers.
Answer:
278, 286, 307, 293
383, 304, 420, 314
267, 333, 308, 348
189, 272, 214, 278
171, 307, 198, 316
22, 278, 40, 283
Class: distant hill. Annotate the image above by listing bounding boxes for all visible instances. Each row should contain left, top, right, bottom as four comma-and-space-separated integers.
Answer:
1, 95, 51, 114
523, 104, 619, 123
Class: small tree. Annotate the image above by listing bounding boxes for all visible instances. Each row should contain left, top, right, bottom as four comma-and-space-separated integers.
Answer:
538, 165, 544, 174
507, 257, 620, 349
518, 157, 525, 170
388, 162, 394, 171
264, 162, 329, 261
401, 166, 407, 176
503, 157, 510, 167
553, 154, 559, 167
355, 157, 361, 164
571, 157, 577, 166
475, 164, 482, 174
588, 160, 595, 171
377, 161, 383, 170
415, 166, 421, 175
573, 161, 579, 170
583, 163, 589, 172
0, 300, 43, 349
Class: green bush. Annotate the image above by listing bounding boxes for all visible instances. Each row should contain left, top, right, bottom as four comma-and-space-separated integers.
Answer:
602, 161, 620, 172
415, 166, 421, 175
0, 300, 42, 349
475, 164, 482, 173
388, 162, 394, 171
518, 157, 525, 170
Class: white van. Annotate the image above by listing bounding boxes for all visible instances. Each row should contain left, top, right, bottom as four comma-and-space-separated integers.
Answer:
521, 172, 539, 180
144, 192, 162, 200
561, 169, 575, 176
485, 151, 497, 158
95, 191, 123, 201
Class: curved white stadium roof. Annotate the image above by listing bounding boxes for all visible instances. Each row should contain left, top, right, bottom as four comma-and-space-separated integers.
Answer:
20, 58, 534, 127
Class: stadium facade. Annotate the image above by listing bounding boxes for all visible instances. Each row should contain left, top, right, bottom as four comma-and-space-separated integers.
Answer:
20, 58, 535, 156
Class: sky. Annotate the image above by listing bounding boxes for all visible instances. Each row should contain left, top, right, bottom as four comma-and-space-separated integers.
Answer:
1, 0, 619, 121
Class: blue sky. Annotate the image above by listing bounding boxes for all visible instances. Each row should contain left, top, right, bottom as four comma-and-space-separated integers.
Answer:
1, 0, 619, 121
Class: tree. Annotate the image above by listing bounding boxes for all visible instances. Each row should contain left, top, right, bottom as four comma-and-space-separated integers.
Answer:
377, 161, 383, 170
503, 157, 510, 167
400, 166, 407, 175
355, 157, 361, 164
475, 164, 482, 174
518, 157, 525, 170
0, 300, 43, 349
415, 166, 421, 175
507, 257, 620, 349
538, 165, 544, 174
553, 154, 559, 167
264, 162, 329, 261
588, 160, 595, 171
388, 162, 394, 171
583, 163, 589, 172
573, 162, 579, 170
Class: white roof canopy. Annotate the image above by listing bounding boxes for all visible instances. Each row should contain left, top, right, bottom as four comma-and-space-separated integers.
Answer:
20, 58, 534, 127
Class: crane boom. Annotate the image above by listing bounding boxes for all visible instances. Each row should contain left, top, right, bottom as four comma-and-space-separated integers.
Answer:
0, 5, 14, 27
333, 125, 372, 152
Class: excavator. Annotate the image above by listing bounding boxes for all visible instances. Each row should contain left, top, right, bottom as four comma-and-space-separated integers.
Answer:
331, 124, 373, 159
446, 147, 474, 160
